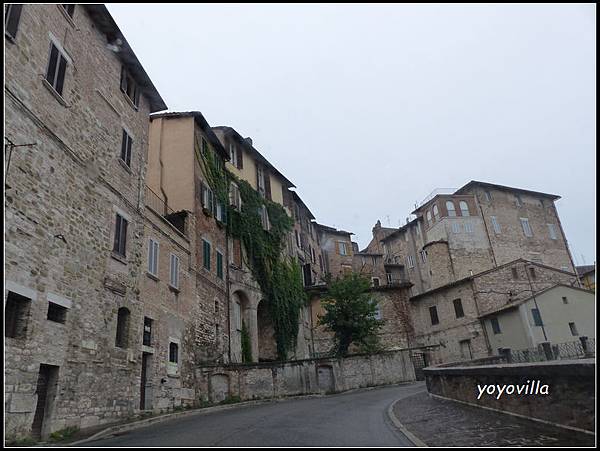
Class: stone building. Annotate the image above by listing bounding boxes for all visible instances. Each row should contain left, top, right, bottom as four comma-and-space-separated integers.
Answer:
315, 223, 355, 278
576, 264, 595, 291
5, 4, 166, 439
408, 260, 580, 365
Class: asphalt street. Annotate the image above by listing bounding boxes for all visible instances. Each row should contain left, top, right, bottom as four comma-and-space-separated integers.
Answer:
82, 383, 426, 447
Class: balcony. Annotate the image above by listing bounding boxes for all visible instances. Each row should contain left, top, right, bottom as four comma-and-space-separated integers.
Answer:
145, 186, 187, 236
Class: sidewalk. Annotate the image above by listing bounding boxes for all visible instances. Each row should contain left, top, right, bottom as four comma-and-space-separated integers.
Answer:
393, 392, 595, 447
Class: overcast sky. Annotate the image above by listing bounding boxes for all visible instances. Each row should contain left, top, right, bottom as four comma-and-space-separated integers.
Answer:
108, 3, 595, 264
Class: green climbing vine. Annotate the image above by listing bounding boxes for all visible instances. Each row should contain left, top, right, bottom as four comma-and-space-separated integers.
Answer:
197, 142, 306, 360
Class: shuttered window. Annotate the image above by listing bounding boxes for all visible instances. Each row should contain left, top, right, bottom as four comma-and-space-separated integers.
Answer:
113, 214, 128, 257
202, 240, 211, 270
216, 251, 223, 279
45, 42, 68, 96
120, 129, 133, 167
120, 66, 140, 107
5, 4, 23, 39
148, 238, 159, 276
169, 254, 180, 288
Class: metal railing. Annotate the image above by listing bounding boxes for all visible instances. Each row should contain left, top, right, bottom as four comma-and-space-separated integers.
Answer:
499, 337, 595, 364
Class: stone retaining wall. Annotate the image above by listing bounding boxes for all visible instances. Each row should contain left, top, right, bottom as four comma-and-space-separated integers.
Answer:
424, 359, 595, 433
195, 350, 415, 403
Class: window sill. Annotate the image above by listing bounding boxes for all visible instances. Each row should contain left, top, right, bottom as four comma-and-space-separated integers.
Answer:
5, 32, 16, 44
42, 79, 69, 107
111, 252, 128, 265
168, 285, 180, 294
146, 272, 159, 282
118, 158, 133, 174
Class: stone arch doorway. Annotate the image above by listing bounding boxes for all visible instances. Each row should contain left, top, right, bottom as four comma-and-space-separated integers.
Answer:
257, 299, 277, 362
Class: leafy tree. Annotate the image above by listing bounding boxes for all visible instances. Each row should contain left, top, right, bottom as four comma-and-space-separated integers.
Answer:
318, 273, 384, 356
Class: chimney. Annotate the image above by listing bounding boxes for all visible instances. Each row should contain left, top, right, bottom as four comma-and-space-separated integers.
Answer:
245, 137, 253, 146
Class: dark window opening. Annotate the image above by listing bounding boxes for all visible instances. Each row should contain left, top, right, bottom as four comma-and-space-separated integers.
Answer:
115, 307, 130, 348
453, 298, 464, 318
143, 317, 152, 346
490, 317, 501, 334
531, 308, 543, 327
45, 43, 68, 96
113, 214, 128, 258
47, 302, 67, 324
5, 291, 31, 338
511, 267, 518, 279
120, 66, 140, 107
528, 267, 537, 280
120, 129, 133, 167
203, 240, 211, 270
569, 322, 579, 336
5, 4, 23, 39
429, 306, 439, 326
61, 4, 75, 18
169, 342, 178, 363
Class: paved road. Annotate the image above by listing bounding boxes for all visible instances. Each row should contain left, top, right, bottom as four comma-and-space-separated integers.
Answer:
82, 383, 426, 447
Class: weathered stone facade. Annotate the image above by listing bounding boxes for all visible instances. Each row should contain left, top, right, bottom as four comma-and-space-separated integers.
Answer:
5, 4, 166, 439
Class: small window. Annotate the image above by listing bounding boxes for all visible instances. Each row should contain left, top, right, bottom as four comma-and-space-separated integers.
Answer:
5, 291, 31, 338
490, 216, 501, 234
5, 4, 23, 40
216, 251, 224, 279
446, 201, 456, 217
464, 222, 474, 233
338, 241, 348, 256
429, 306, 439, 325
520, 218, 533, 237
169, 342, 179, 363
169, 254, 180, 288
490, 317, 501, 334
432, 204, 440, 221
515, 194, 523, 207
203, 239, 211, 270
547, 224, 558, 240
148, 238, 159, 277
259, 204, 270, 230
451, 222, 461, 234
115, 307, 130, 348
453, 299, 464, 318
528, 266, 537, 280
371, 277, 380, 288
256, 165, 265, 197
120, 129, 133, 167
420, 250, 427, 263
407, 255, 415, 268
484, 190, 492, 202
47, 302, 67, 324
426, 210, 432, 226
562, 296, 568, 304
511, 267, 519, 279
201, 183, 215, 215
569, 322, 579, 336
120, 66, 140, 107
143, 317, 152, 346
113, 214, 128, 258
531, 308, 543, 327
61, 4, 75, 18
229, 143, 238, 167
45, 42, 68, 96
229, 182, 241, 210
201, 137, 209, 156
459, 201, 470, 217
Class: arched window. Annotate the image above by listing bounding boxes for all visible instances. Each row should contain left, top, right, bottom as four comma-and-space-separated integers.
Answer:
115, 307, 130, 348
459, 201, 470, 216
432, 205, 440, 221
169, 342, 179, 363
446, 201, 456, 217
426, 210, 432, 226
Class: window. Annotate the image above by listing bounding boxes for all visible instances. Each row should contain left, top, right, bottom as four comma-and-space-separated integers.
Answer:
216, 251, 223, 279
426, 210, 432, 226
229, 182, 241, 210
318, 254, 324, 271
201, 183, 215, 215
569, 322, 579, 336
216, 201, 226, 223
490, 317, 501, 334
515, 194, 523, 207
371, 277, 380, 288
520, 218, 533, 237
201, 137, 209, 156
446, 201, 456, 217
229, 143, 237, 166
459, 201, 470, 216
119, 129, 133, 167
295, 230, 301, 249
4, 4, 22, 40
562, 296, 568, 305
338, 241, 348, 256
528, 266, 537, 279
5, 291, 30, 338
259, 205, 269, 230
202, 240, 211, 270
143, 317, 152, 346
464, 222, 474, 233
148, 239, 159, 277
45, 42, 68, 96
407, 255, 415, 268
47, 302, 67, 324
115, 307, 130, 348
451, 222, 461, 234
432, 204, 440, 221
120, 66, 140, 107
169, 254, 180, 288
113, 214, 128, 258
234, 302, 242, 331
490, 216, 501, 234
420, 250, 427, 263
169, 342, 179, 363
484, 190, 492, 202
429, 306, 439, 325
257, 165, 265, 196
386, 273, 393, 284
531, 308, 543, 327
547, 223, 558, 240
61, 4, 75, 18
453, 299, 464, 318
511, 267, 519, 279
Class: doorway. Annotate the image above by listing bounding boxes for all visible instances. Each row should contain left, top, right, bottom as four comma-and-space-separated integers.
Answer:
32, 364, 59, 439
140, 353, 152, 410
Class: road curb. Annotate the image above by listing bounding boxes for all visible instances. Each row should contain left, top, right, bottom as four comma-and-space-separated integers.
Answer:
387, 395, 428, 447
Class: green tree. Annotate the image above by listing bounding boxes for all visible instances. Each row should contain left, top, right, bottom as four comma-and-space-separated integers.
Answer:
318, 273, 384, 356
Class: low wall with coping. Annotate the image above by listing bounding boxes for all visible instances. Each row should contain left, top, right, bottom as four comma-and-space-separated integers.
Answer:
195, 350, 415, 404
424, 359, 595, 433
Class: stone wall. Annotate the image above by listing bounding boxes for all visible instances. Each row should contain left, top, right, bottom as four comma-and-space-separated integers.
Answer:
195, 350, 415, 403
424, 359, 595, 433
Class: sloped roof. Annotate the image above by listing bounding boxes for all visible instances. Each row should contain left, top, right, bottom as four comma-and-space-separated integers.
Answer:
455, 180, 560, 201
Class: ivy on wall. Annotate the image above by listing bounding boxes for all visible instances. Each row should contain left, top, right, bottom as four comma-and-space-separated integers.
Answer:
197, 142, 306, 360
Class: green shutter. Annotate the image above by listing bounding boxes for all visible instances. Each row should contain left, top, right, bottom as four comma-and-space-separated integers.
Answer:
217, 252, 223, 279
203, 240, 211, 270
